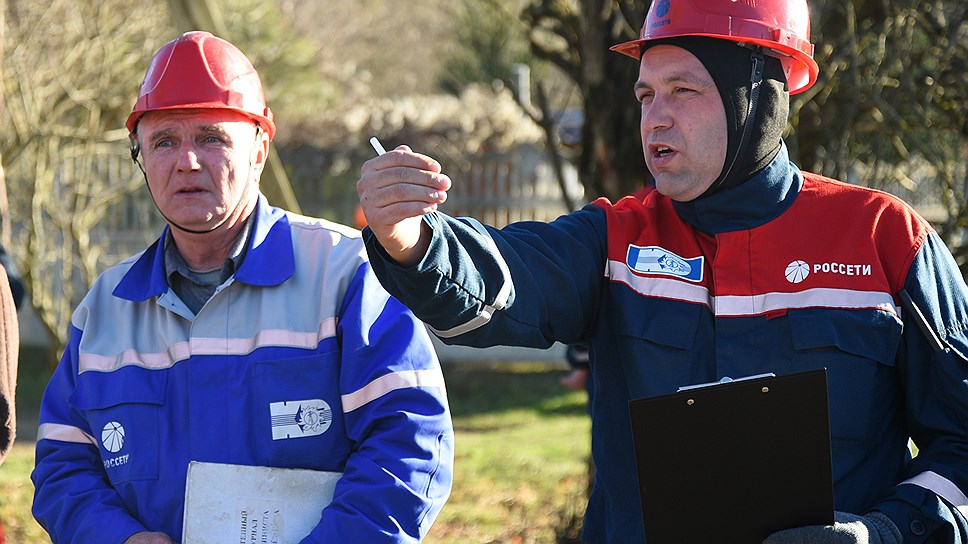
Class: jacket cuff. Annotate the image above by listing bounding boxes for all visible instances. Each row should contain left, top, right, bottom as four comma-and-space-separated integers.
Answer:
873, 483, 966, 544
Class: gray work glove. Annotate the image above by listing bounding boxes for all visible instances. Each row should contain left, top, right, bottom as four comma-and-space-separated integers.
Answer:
763, 511, 902, 544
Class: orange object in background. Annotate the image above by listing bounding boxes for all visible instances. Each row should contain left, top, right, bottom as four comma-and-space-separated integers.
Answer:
353, 204, 368, 230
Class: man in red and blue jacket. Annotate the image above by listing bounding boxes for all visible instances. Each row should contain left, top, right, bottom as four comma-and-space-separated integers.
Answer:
357, 1, 968, 543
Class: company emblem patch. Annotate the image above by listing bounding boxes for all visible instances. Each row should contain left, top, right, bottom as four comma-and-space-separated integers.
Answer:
101, 421, 125, 453
785, 260, 811, 284
784, 260, 872, 284
269, 399, 333, 440
626, 245, 704, 282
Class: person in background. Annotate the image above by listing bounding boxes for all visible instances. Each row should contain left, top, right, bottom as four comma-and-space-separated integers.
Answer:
0, 244, 22, 460
559, 343, 590, 392
0, 244, 25, 310
0, 262, 20, 544
32, 31, 452, 544
356, 0, 968, 542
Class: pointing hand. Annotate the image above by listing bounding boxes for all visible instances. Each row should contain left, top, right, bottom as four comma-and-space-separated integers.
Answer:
357, 145, 451, 266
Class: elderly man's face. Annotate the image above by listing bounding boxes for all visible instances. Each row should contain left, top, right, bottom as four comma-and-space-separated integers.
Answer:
636, 45, 727, 202
137, 109, 267, 233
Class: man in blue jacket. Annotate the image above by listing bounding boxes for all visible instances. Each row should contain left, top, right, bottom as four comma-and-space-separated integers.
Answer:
32, 31, 453, 544
356, 1, 968, 543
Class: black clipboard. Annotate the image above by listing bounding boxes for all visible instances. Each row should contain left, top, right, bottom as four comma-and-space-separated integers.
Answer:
628, 369, 834, 544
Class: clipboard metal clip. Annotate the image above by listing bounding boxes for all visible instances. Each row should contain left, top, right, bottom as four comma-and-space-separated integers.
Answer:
677, 372, 776, 392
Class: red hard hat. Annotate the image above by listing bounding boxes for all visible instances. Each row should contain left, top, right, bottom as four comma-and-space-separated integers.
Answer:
126, 31, 276, 139
610, 0, 819, 94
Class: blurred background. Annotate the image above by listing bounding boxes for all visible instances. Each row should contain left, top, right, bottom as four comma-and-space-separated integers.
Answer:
0, 0, 965, 542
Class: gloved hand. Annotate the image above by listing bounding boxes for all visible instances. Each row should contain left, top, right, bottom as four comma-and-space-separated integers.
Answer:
763, 511, 902, 544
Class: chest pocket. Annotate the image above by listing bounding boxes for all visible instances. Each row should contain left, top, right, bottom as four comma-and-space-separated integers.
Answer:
70, 367, 167, 483
789, 308, 902, 446
250, 349, 348, 470
608, 291, 704, 397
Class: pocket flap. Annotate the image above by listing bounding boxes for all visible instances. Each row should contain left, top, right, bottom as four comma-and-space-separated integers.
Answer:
70, 367, 169, 410
790, 309, 901, 366
611, 295, 702, 350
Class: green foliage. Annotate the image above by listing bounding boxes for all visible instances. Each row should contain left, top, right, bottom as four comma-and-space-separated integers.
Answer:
519, 0, 649, 199
799, 0, 966, 171
217, 0, 339, 141
796, 0, 968, 269
438, 0, 533, 95
2, 0, 176, 353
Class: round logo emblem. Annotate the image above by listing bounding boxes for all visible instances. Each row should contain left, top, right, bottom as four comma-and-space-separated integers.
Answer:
656, 0, 671, 18
296, 401, 332, 435
784, 260, 810, 284
101, 421, 125, 453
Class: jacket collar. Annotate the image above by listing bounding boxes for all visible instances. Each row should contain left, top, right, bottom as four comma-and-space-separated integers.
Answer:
671, 142, 802, 235
113, 194, 295, 301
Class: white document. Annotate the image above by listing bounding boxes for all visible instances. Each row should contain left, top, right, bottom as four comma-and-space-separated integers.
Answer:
182, 461, 343, 544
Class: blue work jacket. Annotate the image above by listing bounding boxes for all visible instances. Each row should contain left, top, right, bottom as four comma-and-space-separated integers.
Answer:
33, 196, 453, 544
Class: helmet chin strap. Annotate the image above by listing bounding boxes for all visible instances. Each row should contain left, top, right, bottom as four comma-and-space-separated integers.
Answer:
129, 126, 262, 235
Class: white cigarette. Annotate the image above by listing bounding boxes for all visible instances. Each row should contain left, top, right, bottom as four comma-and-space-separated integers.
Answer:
369, 136, 387, 156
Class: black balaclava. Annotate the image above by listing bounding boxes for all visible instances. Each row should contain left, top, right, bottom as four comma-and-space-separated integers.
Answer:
641, 36, 790, 199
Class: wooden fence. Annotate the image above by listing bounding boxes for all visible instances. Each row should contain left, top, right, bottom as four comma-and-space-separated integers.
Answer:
435, 146, 583, 227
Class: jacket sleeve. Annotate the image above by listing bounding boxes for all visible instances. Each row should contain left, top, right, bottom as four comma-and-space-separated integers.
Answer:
874, 232, 968, 543
304, 262, 453, 544
363, 206, 609, 349
31, 325, 147, 544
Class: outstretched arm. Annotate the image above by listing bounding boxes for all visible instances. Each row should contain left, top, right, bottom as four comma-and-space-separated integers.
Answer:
357, 145, 450, 266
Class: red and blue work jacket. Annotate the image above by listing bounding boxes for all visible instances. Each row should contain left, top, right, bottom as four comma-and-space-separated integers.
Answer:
366, 144, 968, 544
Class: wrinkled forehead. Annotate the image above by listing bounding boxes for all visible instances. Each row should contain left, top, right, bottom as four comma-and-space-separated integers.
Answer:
136, 108, 257, 136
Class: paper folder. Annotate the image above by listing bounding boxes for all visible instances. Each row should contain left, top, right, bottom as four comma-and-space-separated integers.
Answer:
628, 369, 834, 543
181, 461, 342, 544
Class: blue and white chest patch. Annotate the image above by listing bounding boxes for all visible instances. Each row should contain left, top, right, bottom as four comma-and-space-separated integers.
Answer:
626, 245, 704, 282
269, 399, 333, 440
